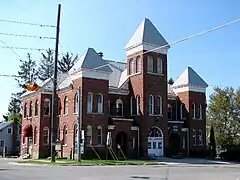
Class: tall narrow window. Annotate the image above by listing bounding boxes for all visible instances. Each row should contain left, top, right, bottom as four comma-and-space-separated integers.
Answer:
157, 96, 163, 115
108, 100, 111, 115
97, 126, 102, 145
35, 100, 39, 116
198, 129, 203, 145
191, 103, 196, 119
147, 56, 154, 72
97, 93, 103, 113
116, 99, 123, 116
29, 101, 33, 117
87, 92, 93, 113
63, 126, 67, 145
44, 99, 50, 116
130, 96, 133, 115
74, 93, 78, 113
24, 103, 27, 118
199, 104, 203, 119
64, 96, 68, 115
156, 57, 163, 74
43, 127, 49, 145
86, 125, 92, 145
168, 104, 172, 120
129, 58, 134, 75
136, 56, 141, 73
136, 95, 140, 115
148, 95, 154, 115
180, 103, 186, 119
193, 129, 196, 145
57, 98, 61, 115
33, 127, 37, 144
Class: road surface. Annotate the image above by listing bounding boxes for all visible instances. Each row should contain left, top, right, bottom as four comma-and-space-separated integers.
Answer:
0, 158, 240, 180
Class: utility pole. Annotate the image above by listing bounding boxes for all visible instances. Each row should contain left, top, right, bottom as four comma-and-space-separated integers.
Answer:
77, 87, 82, 161
51, 4, 61, 163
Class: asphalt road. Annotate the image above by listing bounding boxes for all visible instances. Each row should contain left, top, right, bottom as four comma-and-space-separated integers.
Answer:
1, 158, 240, 180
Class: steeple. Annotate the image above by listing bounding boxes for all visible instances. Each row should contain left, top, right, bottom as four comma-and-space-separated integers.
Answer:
125, 18, 169, 55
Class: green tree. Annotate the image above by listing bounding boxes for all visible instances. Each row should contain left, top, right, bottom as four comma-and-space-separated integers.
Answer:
38, 48, 54, 81
168, 77, 174, 85
58, 52, 78, 73
208, 87, 240, 149
209, 126, 217, 158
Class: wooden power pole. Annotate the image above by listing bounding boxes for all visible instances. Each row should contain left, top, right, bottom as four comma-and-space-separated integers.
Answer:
51, 4, 61, 163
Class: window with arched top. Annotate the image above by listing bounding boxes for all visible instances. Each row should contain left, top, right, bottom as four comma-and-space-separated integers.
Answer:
147, 56, 154, 72
43, 127, 49, 145
97, 125, 102, 145
136, 95, 140, 115
74, 93, 78, 113
64, 96, 68, 115
180, 103, 186, 119
33, 127, 37, 144
86, 125, 92, 145
136, 56, 141, 73
29, 101, 33, 117
199, 104, 203, 119
35, 100, 39, 116
87, 92, 93, 113
24, 103, 27, 118
97, 93, 103, 113
129, 58, 134, 75
43, 99, 50, 116
191, 103, 196, 119
198, 129, 203, 145
116, 99, 123, 116
148, 95, 154, 115
156, 57, 163, 74
63, 126, 67, 145
157, 95, 163, 115
168, 104, 172, 120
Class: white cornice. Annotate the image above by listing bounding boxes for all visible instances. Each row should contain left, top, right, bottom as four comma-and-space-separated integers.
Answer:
173, 84, 206, 94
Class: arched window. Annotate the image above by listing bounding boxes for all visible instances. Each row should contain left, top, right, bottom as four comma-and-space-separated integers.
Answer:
86, 125, 92, 145
136, 56, 141, 73
29, 101, 33, 117
130, 96, 133, 115
33, 127, 37, 144
191, 103, 196, 119
147, 56, 153, 72
43, 99, 50, 116
148, 95, 154, 115
35, 100, 39, 116
136, 95, 140, 115
97, 93, 103, 113
168, 104, 172, 120
116, 99, 123, 116
87, 92, 93, 113
129, 58, 134, 75
74, 93, 78, 113
57, 98, 61, 115
157, 95, 163, 115
24, 103, 27, 118
198, 129, 203, 145
199, 104, 203, 119
63, 126, 67, 145
43, 127, 49, 145
156, 57, 163, 74
64, 96, 68, 115
97, 125, 102, 145
180, 103, 186, 119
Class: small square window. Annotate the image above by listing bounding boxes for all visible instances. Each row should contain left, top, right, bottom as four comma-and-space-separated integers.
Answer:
0, 140, 4, 147
8, 128, 12, 134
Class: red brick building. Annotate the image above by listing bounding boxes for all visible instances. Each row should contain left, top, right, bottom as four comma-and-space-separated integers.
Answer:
20, 18, 208, 159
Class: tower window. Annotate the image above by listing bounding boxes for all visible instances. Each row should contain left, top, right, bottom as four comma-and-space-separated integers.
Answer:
136, 56, 141, 73
156, 57, 163, 74
129, 58, 134, 75
147, 56, 153, 72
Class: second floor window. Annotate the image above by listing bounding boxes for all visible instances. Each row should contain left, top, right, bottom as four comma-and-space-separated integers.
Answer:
29, 101, 33, 117
116, 99, 123, 116
44, 99, 50, 116
147, 56, 154, 72
64, 96, 68, 115
35, 100, 39, 116
129, 58, 134, 75
74, 93, 78, 113
97, 93, 103, 113
191, 103, 196, 119
87, 92, 93, 113
156, 57, 163, 74
136, 56, 141, 73
148, 95, 154, 115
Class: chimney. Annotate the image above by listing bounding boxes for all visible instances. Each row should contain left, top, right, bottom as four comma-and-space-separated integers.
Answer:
98, 52, 103, 58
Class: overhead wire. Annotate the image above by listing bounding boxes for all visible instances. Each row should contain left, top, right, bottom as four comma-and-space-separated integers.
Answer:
0, 32, 55, 40
0, 38, 23, 59
0, 45, 51, 51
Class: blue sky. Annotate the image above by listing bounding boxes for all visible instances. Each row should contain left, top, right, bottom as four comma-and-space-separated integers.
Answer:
0, 0, 239, 117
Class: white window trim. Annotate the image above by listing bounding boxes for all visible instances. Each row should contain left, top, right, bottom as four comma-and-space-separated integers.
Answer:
148, 94, 154, 115
87, 92, 93, 113
130, 96, 133, 115
199, 129, 203, 145
136, 56, 141, 73
136, 95, 140, 115
29, 101, 33, 117
43, 98, 51, 116
97, 93, 103, 113
129, 58, 134, 75
199, 104, 203, 119
147, 56, 154, 73
156, 57, 163, 74
35, 100, 39, 117
157, 95, 163, 115
74, 93, 78, 114
64, 96, 69, 115
116, 99, 124, 116
192, 103, 196, 119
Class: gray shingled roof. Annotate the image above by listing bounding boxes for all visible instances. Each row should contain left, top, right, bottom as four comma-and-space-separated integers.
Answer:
0, 121, 12, 130
69, 48, 113, 74
125, 18, 169, 49
172, 67, 208, 88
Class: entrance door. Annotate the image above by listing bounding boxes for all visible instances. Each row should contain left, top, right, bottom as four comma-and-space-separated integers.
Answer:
148, 127, 164, 157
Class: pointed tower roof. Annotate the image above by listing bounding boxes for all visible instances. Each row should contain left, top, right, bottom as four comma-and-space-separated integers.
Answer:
69, 48, 112, 74
173, 67, 208, 88
125, 18, 169, 50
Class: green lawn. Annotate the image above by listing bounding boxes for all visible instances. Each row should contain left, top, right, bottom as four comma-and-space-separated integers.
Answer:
16, 159, 165, 166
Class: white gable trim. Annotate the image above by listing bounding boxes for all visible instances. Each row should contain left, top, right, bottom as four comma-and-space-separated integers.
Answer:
71, 69, 110, 81
173, 84, 206, 94
126, 43, 169, 56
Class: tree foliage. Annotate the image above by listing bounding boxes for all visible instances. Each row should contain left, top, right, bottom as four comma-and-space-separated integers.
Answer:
208, 87, 240, 149
58, 52, 78, 73
38, 48, 54, 81
168, 78, 174, 85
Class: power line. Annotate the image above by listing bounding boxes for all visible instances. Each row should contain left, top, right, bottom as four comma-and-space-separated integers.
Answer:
0, 18, 56, 28
0, 32, 55, 40
0, 45, 51, 51
0, 38, 22, 59
0, 74, 20, 78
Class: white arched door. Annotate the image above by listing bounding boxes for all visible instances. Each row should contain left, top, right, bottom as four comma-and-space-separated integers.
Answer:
148, 126, 164, 157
